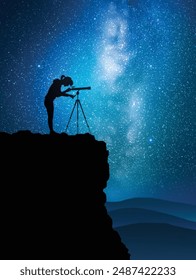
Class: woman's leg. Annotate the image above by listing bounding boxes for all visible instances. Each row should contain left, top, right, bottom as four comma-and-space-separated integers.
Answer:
45, 101, 54, 133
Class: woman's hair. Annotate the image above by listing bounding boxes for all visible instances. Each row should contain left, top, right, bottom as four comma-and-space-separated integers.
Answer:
61, 75, 73, 86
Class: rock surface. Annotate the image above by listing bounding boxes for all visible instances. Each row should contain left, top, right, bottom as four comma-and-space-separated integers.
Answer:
0, 131, 130, 260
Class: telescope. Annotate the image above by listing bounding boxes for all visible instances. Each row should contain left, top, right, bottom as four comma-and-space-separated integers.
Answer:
70, 86, 91, 91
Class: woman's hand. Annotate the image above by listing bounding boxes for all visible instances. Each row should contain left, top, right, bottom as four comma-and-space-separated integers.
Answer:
65, 87, 72, 92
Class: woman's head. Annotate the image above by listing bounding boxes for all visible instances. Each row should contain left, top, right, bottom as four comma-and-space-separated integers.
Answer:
60, 75, 73, 86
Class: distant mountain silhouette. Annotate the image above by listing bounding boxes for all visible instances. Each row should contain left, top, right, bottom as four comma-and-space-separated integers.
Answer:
117, 223, 196, 260
108, 208, 196, 230
0, 130, 130, 260
106, 198, 196, 222
106, 198, 196, 259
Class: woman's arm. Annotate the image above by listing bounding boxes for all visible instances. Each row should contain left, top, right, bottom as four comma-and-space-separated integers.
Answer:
61, 88, 75, 98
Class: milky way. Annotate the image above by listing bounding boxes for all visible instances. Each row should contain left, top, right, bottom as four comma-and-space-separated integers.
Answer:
0, 0, 195, 203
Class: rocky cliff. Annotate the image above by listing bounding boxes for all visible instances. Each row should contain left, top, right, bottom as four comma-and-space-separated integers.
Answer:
0, 131, 130, 260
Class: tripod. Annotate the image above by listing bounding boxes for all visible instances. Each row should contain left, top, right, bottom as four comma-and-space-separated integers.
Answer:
65, 90, 91, 134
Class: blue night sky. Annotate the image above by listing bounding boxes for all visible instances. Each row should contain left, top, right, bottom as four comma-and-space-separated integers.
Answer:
0, 0, 196, 204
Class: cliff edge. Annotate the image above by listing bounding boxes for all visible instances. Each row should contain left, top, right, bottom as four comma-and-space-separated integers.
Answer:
0, 130, 130, 260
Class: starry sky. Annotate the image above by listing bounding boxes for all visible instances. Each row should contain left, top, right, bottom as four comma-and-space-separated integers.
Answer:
0, 0, 196, 204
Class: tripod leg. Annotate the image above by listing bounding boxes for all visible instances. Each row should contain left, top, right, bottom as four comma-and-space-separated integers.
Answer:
65, 100, 77, 133
78, 100, 91, 133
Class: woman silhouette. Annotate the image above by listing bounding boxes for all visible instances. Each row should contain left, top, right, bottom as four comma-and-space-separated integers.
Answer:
44, 75, 75, 134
